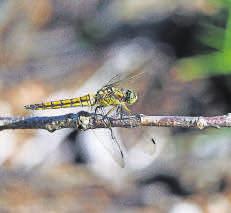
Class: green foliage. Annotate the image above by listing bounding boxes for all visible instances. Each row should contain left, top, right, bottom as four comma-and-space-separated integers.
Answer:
176, 0, 231, 80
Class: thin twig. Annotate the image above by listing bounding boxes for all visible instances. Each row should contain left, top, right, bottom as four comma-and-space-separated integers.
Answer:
0, 111, 230, 132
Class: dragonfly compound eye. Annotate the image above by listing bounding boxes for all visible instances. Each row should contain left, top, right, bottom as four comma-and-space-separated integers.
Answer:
126, 89, 138, 105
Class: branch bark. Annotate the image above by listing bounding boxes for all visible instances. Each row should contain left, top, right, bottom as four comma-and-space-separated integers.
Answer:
0, 111, 230, 132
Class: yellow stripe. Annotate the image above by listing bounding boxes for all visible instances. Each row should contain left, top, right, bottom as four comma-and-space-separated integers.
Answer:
72, 103, 80, 107
35, 107, 44, 110
52, 101, 61, 105
44, 102, 52, 106
71, 95, 92, 107
80, 96, 85, 106
62, 104, 71, 108
70, 98, 81, 104
61, 99, 71, 104
25, 94, 95, 110
52, 105, 61, 109
82, 94, 91, 106
80, 96, 88, 101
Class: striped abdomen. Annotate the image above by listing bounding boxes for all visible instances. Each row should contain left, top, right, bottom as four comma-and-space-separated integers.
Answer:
24, 94, 95, 110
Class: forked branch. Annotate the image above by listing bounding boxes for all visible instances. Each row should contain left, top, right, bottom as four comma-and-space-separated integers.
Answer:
0, 111, 230, 132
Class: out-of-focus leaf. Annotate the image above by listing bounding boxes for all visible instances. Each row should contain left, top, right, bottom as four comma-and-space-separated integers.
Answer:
198, 23, 225, 50
177, 1, 231, 80
176, 50, 231, 80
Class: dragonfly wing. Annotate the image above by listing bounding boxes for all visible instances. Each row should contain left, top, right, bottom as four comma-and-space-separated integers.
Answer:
93, 129, 125, 168
103, 60, 150, 88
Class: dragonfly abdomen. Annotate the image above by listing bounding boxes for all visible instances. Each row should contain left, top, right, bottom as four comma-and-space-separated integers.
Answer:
24, 94, 95, 110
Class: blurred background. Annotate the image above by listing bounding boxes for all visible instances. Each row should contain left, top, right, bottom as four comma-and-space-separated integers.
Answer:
0, 0, 231, 212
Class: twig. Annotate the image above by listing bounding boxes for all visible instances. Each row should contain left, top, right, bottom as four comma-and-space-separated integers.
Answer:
0, 111, 230, 132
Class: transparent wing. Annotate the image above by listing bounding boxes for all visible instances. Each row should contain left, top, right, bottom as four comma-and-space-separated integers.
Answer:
88, 60, 151, 166
92, 107, 125, 167
103, 60, 150, 88
93, 129, 125, 167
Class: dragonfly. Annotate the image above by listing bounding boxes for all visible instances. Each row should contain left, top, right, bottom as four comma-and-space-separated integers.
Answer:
24, 79, 138, 114
24, 73, 141, 167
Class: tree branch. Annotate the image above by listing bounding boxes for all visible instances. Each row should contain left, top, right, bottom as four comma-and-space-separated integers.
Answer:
0, 111, 230, 132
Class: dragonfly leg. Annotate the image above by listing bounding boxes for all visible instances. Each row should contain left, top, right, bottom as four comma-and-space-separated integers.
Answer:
101, 115, 124, 163
116, 105, 124, 119
101, 111, 124, 156
116, 103, 131, 118
122, 103, 131, 113
99, 106, 116, 123
108, 127, 124, 160
94, 114, 124, 167
104, 106, 117, 118
95, 106, 103, 114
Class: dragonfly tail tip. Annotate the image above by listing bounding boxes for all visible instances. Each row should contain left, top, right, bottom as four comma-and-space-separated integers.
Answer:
24, 105, 34, 110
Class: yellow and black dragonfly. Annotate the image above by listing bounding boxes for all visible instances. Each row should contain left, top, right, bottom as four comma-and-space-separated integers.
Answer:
24, 58, 155, 167
24, 71, 143, 167
24, 78, 138, 114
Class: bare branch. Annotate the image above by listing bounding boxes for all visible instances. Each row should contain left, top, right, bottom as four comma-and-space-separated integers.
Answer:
0, 111, 230, 132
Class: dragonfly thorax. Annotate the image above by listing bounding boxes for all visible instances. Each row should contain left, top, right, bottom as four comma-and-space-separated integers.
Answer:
124, 89, 138, 105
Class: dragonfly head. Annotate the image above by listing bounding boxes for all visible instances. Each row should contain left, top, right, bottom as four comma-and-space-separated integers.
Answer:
125, 89, 138, 105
